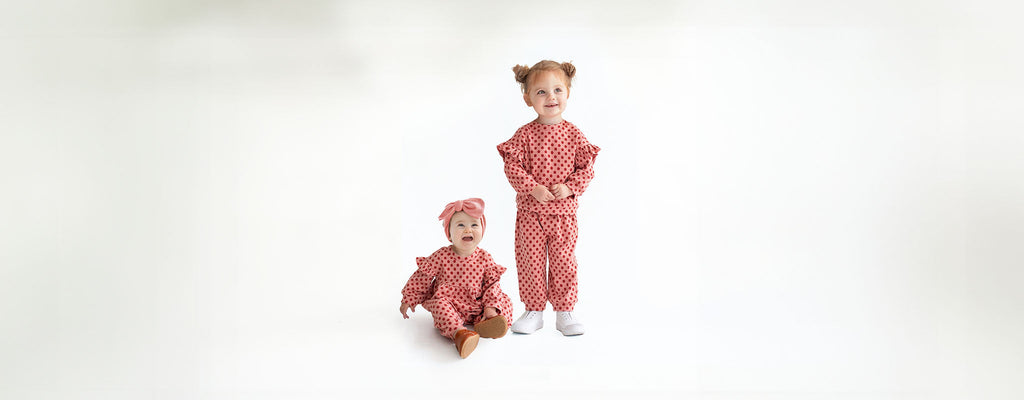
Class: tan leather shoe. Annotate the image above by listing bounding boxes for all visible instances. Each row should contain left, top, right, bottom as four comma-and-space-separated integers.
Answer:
454, 329, 479, 358
473, 315, 508, 339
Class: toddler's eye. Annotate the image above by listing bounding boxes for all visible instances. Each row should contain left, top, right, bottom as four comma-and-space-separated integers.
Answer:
537, 90, 545, 95
555, 88, 563, 92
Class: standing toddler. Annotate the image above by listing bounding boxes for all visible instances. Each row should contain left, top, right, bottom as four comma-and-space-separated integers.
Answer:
497, 60, 600, 336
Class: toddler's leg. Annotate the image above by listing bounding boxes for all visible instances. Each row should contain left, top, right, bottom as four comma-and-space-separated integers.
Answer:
422, 298, 466, 339
546, 213, 579, 312
515, 210, 550, 311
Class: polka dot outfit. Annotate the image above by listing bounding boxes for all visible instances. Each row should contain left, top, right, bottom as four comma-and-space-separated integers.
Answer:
497, 120, 599, 312
515, 211, 579, 311
400, 246, 514, 339
497, 120, 600, 215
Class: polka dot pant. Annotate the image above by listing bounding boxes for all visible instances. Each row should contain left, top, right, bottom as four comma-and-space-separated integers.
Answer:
423, 293, 514, 339
515, 210, 579, 311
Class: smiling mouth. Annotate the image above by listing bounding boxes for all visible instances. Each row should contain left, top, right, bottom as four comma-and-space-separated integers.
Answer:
461, 236, 474, 242
544, 104, 559, 108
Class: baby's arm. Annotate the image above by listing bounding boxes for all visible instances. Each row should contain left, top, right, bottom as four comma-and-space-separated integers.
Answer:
400, 256, 437, 319
480, 256, 508, 318
400, 303, 417, 319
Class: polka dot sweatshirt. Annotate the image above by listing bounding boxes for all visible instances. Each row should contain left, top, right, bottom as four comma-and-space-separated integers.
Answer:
400, 246, 509, 313
497, 120, 600, 215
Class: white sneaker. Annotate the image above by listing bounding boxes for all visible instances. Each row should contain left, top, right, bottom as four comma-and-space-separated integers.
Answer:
511, 310, 544, 334
556, 311, 585, 336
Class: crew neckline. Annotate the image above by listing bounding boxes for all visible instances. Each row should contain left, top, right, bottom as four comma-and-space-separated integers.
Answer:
449, 245, 478, 258
532, 119, 569, 127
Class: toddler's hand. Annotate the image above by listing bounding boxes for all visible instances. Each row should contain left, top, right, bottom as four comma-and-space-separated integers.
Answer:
530, 185, 555, 203
483, 307, 498, 319
549, 184, 572, 200
400, 303, 416, 319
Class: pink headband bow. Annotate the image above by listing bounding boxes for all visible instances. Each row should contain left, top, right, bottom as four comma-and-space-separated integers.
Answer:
439, 198, 486, 241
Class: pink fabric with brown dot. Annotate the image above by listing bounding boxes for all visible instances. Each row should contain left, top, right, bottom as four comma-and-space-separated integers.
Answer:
497, 120, 599, 311
401, 246, 513, 338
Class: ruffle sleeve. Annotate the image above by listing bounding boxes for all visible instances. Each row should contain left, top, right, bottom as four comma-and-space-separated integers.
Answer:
574, 142, 601, 170
416, 256, 439, 275
497, 139, 524, 164
400, 256, 439, 306
565, 138, 600, 197
480, 253, 507, 309
498, 134, 540, 193
483, 262, 506, 287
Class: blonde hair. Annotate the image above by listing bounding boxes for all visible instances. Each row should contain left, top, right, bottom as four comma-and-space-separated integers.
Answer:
512, 60, 576, 94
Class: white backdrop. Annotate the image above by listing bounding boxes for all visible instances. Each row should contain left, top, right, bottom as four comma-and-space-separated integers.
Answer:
2, 1, 1023, 399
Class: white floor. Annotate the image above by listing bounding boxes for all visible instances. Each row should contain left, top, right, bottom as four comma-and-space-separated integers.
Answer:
3, 294, 1021, 400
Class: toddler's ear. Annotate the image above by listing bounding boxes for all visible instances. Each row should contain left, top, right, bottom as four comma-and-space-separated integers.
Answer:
523, 92, 532, 107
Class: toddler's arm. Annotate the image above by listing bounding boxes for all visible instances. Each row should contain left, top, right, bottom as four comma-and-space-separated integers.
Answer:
498, 135, 544, 196
549, 183, 572, 200
564, 133, 601, 197
531, 185, 555, 203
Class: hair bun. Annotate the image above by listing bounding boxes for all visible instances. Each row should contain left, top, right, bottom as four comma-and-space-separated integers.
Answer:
512, 64, 531, 83
561, 62, 576, 79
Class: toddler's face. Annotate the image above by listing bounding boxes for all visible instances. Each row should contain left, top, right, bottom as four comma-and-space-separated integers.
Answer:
524, 70, 569, 123
448, 211, 483, 254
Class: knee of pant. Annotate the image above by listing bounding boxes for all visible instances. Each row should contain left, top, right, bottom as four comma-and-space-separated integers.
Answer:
424, 298, 456, 313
